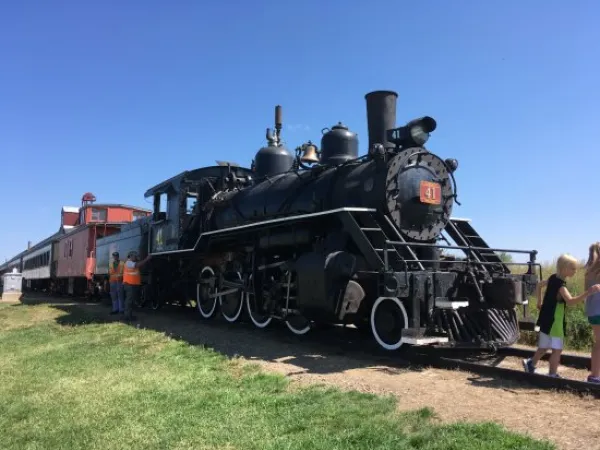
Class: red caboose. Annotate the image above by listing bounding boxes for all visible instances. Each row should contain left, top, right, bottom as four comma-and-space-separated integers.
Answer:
53, 193, 151, 296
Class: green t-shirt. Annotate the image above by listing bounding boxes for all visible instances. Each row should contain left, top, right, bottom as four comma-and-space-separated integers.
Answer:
548, 301, 565, 338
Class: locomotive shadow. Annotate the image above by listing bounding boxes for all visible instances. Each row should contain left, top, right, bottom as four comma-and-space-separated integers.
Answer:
464, 375, 529, 393
48, 299, 427, 378
24, 297, 548, 394
18, 292, 105, 306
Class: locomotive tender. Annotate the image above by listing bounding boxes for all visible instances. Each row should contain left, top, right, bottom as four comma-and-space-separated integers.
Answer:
136, 89, 539, 350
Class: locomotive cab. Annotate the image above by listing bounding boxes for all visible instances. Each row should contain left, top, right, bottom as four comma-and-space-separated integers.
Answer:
144, 164, 255, 254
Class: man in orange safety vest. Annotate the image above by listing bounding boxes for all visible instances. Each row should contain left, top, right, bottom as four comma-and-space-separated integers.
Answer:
109, 252, 125, 315
122, 250, 152, 322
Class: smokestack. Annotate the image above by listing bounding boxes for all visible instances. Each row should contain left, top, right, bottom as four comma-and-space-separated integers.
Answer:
27, 241, 31, 250
365, 90, 398, 150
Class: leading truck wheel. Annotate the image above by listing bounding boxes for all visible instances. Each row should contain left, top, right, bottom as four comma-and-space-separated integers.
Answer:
370, 297, 408, 351
197, 266, 218, 319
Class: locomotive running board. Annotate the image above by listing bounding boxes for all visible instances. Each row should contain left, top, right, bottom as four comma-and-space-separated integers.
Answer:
149, 207, 377, 256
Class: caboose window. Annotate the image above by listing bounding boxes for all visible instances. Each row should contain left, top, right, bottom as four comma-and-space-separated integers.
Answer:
91, 208, 107, 222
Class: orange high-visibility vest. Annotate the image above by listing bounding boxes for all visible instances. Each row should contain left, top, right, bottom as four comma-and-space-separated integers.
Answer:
123, 261, 141, 285
108, 260, 125, 283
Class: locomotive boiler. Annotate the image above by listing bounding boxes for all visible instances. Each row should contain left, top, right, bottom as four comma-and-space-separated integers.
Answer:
143, 89, 539, 351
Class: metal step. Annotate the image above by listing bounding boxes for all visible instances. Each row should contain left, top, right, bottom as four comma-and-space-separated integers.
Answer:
355, 213, 407, 271
344, 210, 426, 272
434, 299, 469, 310
401, 328, 449, 345
444, 218, 507, 271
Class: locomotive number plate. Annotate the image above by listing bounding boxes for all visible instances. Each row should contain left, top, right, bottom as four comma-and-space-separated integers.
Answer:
419, 181, 442, 205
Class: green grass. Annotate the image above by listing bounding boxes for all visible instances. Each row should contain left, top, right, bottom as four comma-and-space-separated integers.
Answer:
0, 303, 554, 450
516, 259, 594, 351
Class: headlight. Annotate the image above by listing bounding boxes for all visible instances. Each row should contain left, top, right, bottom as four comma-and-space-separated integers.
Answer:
387, 116, 437, 148
410, 124, 429, 146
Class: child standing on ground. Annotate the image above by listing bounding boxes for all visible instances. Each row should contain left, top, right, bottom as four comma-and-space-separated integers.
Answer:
584, 242, 600, 384
523, 254, 600, 377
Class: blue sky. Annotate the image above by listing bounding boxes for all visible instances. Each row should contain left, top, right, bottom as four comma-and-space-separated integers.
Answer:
1, 0, 598, 265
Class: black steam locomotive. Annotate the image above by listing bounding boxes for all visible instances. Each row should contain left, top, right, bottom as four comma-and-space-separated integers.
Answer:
139, 90, 539, 350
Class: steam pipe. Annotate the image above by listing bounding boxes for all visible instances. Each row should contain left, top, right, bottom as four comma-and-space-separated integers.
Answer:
274, 105, 282, 143
364, 90, 398, 150
275, 105, 282, 131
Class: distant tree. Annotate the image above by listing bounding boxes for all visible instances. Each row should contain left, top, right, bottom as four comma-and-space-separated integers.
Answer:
497, 252, 513, 263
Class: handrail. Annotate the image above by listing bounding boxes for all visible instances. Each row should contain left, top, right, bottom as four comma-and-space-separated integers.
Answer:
382, 238, 539, 280
384, 239, 537, 257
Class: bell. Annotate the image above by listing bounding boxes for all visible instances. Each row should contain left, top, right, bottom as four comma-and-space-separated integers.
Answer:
300, 142, 319, 164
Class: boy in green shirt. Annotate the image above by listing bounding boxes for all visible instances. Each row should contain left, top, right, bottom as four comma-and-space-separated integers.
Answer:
523, 254, 600, 377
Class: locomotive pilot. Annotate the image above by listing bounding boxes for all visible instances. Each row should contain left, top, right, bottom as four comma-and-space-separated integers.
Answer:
108, 252, 125, 315
122, 250, 152, 322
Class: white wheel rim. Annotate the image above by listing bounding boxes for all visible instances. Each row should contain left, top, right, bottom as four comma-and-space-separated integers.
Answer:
245, 274, 272, 328
285, 318, 311, 335
370, 296, 408, 351
220, 272, 244, 323
197, 266, 218, 318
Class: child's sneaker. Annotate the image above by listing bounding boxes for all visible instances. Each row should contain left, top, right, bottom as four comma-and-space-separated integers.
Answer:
548, 373, 561, 378
522, 358, 535, 374
587, 375, 600, 384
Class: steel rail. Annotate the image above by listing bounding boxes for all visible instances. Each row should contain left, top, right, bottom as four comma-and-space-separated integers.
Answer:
402, 350, 600, 398
497, 347, 591, 371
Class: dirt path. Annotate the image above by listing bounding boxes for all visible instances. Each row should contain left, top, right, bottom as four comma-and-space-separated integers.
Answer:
32, 296, 600, 450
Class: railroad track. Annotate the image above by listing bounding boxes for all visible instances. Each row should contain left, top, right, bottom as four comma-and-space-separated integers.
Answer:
21, 295, 600, 399
497, 346, 590, 370
315, 335, 600, 399
399, 347, 600, 399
